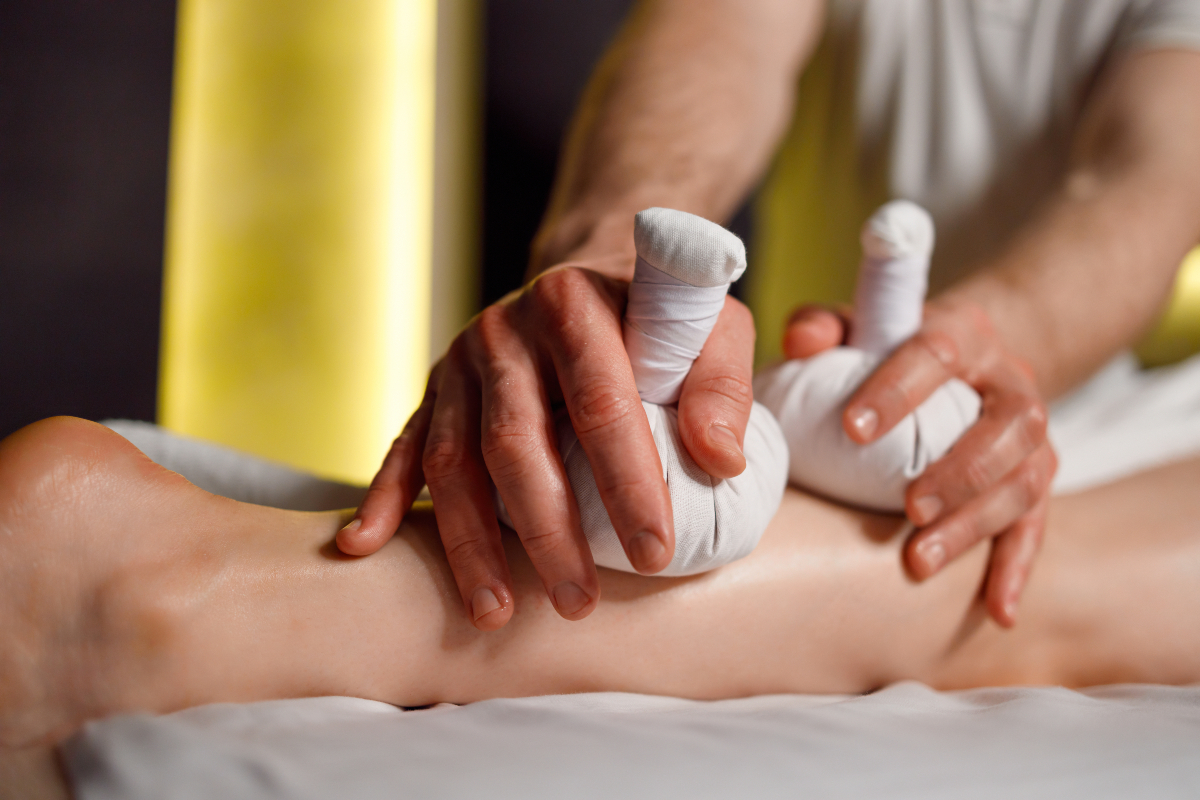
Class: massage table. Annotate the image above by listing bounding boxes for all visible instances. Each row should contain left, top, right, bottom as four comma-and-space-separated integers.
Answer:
57, 349, 1200, 799
63, 686, 1200, 799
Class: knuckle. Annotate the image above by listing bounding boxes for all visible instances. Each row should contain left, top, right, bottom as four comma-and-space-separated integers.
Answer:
1027, 446, 1056, 493
1044, 445, 1060, 480
962, 302, 995, 337
474, 304, 513, 359
963, 457, 995, 495
912, 330, 960, 371
444, 334, 474, 373
691, 370, 753, 409
517, 526, 570, 565
1012, 461, 1044, 510
945, 516, 982, 553
480, 416, 542, 481
568, 378, 639, 436
531, 267, 592, 326
442, 532, 491, 571
1014, 397, 1049, 448
361, 482, 402, 516
422, 436, 468, 483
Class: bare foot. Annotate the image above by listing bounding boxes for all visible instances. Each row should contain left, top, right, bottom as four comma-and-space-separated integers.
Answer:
0, 418, 221, 746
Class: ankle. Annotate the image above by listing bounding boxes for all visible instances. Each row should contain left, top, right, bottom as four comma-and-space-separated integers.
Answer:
0, 418, 205, 743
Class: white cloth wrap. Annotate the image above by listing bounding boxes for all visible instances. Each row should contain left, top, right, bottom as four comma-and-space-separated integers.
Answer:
849, 200, 936, 356
624, 256, 730, 405
754, 349, 980, 512
498, 207, 787, 575
756, 201, 979, 512
625, 207, 748, 404
559, 399, 789, 575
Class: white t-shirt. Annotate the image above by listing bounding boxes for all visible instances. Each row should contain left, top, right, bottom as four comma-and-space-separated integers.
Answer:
750, 0, 1200, 364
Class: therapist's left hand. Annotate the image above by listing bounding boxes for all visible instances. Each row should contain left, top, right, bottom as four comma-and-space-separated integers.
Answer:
784, 299, 1057, 628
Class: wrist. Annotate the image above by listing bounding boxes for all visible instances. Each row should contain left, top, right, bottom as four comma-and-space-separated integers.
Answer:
529, 206, 639, 283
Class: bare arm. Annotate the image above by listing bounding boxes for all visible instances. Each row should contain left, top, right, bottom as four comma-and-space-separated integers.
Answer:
531, 0, 824, 280
345, 1, 825, 629
945, 49, 1200, 399
789, 48, 1200, 625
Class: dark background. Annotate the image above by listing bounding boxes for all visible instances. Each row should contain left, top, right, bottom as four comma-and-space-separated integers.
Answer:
2, 1, 748, 440
1, 1, 177, 439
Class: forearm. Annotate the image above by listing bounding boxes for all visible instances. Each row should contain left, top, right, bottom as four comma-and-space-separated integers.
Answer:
940, 50, 1200, 398
529, 0, 823, 280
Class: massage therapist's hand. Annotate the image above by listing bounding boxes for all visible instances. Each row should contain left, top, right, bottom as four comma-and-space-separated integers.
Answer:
784, 300, 1057, 628
338, 265, 757, 631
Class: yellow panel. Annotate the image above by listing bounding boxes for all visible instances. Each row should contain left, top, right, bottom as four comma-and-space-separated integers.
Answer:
431, 0, 482, 362
1136, 247, 1200, 367
160, 0, 436, 484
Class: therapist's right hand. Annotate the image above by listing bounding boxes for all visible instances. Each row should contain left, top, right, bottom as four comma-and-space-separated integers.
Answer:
335, 265, 757, 631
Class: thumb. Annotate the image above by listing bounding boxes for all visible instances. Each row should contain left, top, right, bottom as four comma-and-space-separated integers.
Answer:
336, 381, 435, 556
677, 297, 755, 479
782, 304, 849, 360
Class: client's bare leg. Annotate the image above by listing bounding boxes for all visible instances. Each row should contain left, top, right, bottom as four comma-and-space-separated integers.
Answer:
2, 417, 1200, 753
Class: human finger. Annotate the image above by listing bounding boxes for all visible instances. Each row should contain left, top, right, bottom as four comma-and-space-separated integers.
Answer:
677, 296, 755, 479
982, 496, 1048, 628
842, 328, 963, 443
471, 304, 599, 621
906, 441, 1057, 580
422, 345, 514, 631
533, 267, 674, 575
337, 372, 437, 556
905, 364, 1048, 525
782, 304, 849, 360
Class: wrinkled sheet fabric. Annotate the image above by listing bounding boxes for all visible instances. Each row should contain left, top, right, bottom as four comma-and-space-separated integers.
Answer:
79, 383, 1200, 798
65, 683, 1200, 800
103, 420, 367, 512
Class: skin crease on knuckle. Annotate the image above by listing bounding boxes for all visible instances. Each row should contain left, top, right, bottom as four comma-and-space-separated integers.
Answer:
527, 267, 613, 348
1015, 397, 1050, 452
687, 371, 754, 417
511, 525, 574, 568
912, 329, 960, 372
440, 533, 498, 580
567, 377, 641, 438
479, 417, 546, 487
421, 435, 470, 487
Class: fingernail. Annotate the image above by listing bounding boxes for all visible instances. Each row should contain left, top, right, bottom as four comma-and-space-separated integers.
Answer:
470, 586, 502, 621
1004, 598, 1019, 624
911, 495, 943, 525
551, 581, 591, 616
629, 531, 668, 573
708, 424, 742, 456
916, 537, 946, 574
340, 519, 362, 534
849, 407, 878, 440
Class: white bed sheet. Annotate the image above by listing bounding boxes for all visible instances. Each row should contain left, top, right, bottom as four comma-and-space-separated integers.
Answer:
65, 351, 1200, 799
64, 683, 1200, 799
